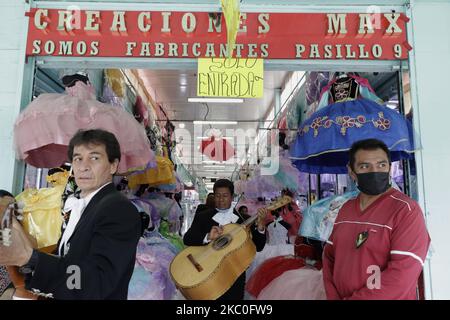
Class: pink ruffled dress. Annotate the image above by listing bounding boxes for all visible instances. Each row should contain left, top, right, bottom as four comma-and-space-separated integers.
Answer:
14, 81, 155, 174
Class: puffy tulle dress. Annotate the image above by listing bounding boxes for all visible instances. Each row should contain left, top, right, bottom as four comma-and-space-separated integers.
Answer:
145, 193, 183, 234
246, 255, 307, 298
257, 267, 326, 300
235, 151, 307, 198
290, 75, 414, 174
127, 231, 179, 300
300, 190, 359, 242
246, 214, 296, 280
129, 196, 159, 230
14, 81, 155, 174
15, 185, 65, 248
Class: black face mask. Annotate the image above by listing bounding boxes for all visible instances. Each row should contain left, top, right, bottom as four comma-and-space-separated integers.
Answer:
355, 172, 391, 195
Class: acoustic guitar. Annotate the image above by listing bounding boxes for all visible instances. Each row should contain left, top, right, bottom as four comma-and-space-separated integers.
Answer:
1, 198, 56, 299
169, 195, 292, 300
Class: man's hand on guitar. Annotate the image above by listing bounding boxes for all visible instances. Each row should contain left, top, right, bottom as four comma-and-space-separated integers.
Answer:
256, 208, 268, 232
208, 226, 224, 241
0, 216, 34, 266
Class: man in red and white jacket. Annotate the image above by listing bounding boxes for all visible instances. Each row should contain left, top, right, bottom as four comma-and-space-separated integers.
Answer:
322, 139, 430, 300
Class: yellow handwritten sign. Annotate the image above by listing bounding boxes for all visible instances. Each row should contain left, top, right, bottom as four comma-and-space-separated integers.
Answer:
197, 58, 264, 98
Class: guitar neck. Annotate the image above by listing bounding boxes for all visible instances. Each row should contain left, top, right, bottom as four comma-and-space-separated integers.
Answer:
242, 214, 259, 228
242, 195, 292, 228
1, 200, 20, 247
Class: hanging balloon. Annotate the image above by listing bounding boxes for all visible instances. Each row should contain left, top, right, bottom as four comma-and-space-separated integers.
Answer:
200, 136, 236, 162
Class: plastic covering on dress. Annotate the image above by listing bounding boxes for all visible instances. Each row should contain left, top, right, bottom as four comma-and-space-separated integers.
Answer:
300, 190, 359, 242
128, 231, 179, 300
159, 220, 185, 252
129, 196, 159, 231
101, 83, 124, 108
234, 151, 307, 198
304, 72, 331, 121
144, 193, 183, 234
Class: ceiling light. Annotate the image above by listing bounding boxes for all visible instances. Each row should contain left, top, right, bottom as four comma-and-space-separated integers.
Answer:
196, 136, 233, 139
178, 123, 185, 129
193, 121, 238, 125
188, 98, 244, 103
203, 165, 226, 168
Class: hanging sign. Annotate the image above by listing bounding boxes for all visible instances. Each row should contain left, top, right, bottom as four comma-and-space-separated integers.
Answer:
25, 9, 411, 60
197, 58, 263, 98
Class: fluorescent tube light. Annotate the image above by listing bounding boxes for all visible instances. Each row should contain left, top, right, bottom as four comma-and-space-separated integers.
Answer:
193, 121, 238, 125
188, 98, 244, 103
203, 165, 226, 168
196, 136, 233, 139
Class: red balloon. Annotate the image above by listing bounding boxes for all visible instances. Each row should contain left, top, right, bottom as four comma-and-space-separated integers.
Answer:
200, 136, 235, 161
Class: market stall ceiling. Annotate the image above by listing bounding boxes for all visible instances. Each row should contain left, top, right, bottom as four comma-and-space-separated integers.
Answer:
136, 69, 288, 178
135, 70, 399, 180
35, 68, 398, 182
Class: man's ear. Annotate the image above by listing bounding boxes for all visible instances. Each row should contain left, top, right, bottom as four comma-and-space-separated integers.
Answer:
347, 164, 357, 182
110, 159, 119, 175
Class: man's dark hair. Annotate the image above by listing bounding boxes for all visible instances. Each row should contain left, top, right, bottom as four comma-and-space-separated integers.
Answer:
282, 189, 294, 197
203, 193, 215, 208
349, 139, 391, 170
238, 205, 248, 212
213, 179, 234, 195
0, 190, 14, 198
68, 129, 121, 163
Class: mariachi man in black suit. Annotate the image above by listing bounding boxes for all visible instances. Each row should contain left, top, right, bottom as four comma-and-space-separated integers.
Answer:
183, 179, 267, 300
0, 129, 141, 299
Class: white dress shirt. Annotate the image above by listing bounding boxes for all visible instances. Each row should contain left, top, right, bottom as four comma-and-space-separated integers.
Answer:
202, 207, 266, 244
202, 207, 239, 244
58, 183, 111, 256
212, 207, 240, 226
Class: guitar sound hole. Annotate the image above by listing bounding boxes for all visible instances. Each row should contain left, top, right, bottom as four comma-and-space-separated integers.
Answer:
212, 234, 231, 250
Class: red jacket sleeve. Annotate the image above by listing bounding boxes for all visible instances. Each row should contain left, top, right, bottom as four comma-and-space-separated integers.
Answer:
322, 240, 342, 300
344, 202, 430, 300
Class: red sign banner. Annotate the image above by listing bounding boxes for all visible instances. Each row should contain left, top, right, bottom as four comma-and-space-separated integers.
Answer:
26, 9, 411, 60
